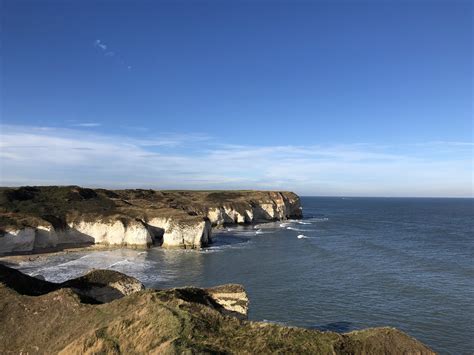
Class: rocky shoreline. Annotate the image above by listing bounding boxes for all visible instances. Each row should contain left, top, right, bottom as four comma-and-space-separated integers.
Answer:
0, 186, 302, 254
0, 264, 434, 354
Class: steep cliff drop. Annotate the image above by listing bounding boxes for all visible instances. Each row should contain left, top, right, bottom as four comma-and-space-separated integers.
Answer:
0, 187, 302, 253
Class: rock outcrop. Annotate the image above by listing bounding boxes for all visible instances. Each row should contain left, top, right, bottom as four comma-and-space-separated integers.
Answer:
0, 263, 145, 303
0, 265, 435, 354
61, 269, 146, 303
206, 283, 249, 320
0, 186, 302, 253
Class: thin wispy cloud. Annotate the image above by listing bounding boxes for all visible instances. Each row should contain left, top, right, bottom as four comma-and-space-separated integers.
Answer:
0, 124, 472, 197
93, 39, 131, 70
94, 39, 107, 51
71, 122, 102, 128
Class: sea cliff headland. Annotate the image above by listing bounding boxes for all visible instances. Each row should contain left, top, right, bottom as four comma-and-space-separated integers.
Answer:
0, 186, 302, 253
0, 264, 434, 354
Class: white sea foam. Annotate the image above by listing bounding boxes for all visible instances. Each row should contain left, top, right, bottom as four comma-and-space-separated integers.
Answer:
45, 254, 92, 268
221, 227, 257, 236
201, 240, 252, 253
108, 259, 133, 268
18, 249, 168, 284
255, 229, 272, 235
253, 221, 283, 229
309, 217, 329, 222
286, 226, 315, 232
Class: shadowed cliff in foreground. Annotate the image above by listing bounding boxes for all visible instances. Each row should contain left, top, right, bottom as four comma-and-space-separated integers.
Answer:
0, 264, 434, 354
0, 186, 302, 253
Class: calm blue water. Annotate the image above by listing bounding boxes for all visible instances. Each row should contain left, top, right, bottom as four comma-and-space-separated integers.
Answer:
13, 197, 474, 354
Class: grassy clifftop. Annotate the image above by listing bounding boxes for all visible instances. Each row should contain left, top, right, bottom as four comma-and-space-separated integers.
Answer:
0, 185, 302, 233
0, 264, 434, 354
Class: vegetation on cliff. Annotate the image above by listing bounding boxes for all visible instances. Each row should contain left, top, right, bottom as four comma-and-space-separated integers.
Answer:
0, 186, 301, 231
0, 186, 302, 251
0, 264, 434, 354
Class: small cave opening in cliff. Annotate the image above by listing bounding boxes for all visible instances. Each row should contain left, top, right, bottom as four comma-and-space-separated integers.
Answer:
146, 225, 165, 246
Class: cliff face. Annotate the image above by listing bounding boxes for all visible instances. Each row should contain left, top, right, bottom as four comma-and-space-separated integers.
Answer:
0, 186, 302, 253
0, 265, 434, 354
206, 191, 302, 225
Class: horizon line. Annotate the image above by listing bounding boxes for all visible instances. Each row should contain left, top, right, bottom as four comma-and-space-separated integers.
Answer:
0, 184, 472, 199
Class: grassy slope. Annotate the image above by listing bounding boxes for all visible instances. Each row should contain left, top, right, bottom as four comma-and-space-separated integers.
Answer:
0, 286, 434, 354
0, 265, 434, 354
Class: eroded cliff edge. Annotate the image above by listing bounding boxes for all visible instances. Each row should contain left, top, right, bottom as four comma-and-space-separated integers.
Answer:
0, 264, 434, 354
0, 186, 302, 253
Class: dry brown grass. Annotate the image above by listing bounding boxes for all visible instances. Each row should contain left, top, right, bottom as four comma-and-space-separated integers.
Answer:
0, 264, 434, 354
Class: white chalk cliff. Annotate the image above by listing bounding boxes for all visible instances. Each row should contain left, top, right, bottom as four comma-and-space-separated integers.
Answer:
0, 187, 302, 254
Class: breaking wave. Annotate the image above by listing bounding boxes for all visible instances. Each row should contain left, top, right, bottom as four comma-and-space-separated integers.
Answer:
108, 259, 133, 268
286, 226, 315, 232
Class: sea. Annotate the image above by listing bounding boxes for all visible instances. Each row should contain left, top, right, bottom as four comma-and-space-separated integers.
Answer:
11, 197, 474, 354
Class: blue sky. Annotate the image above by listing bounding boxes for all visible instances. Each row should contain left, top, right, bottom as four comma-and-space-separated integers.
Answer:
1, 0, 472, 196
